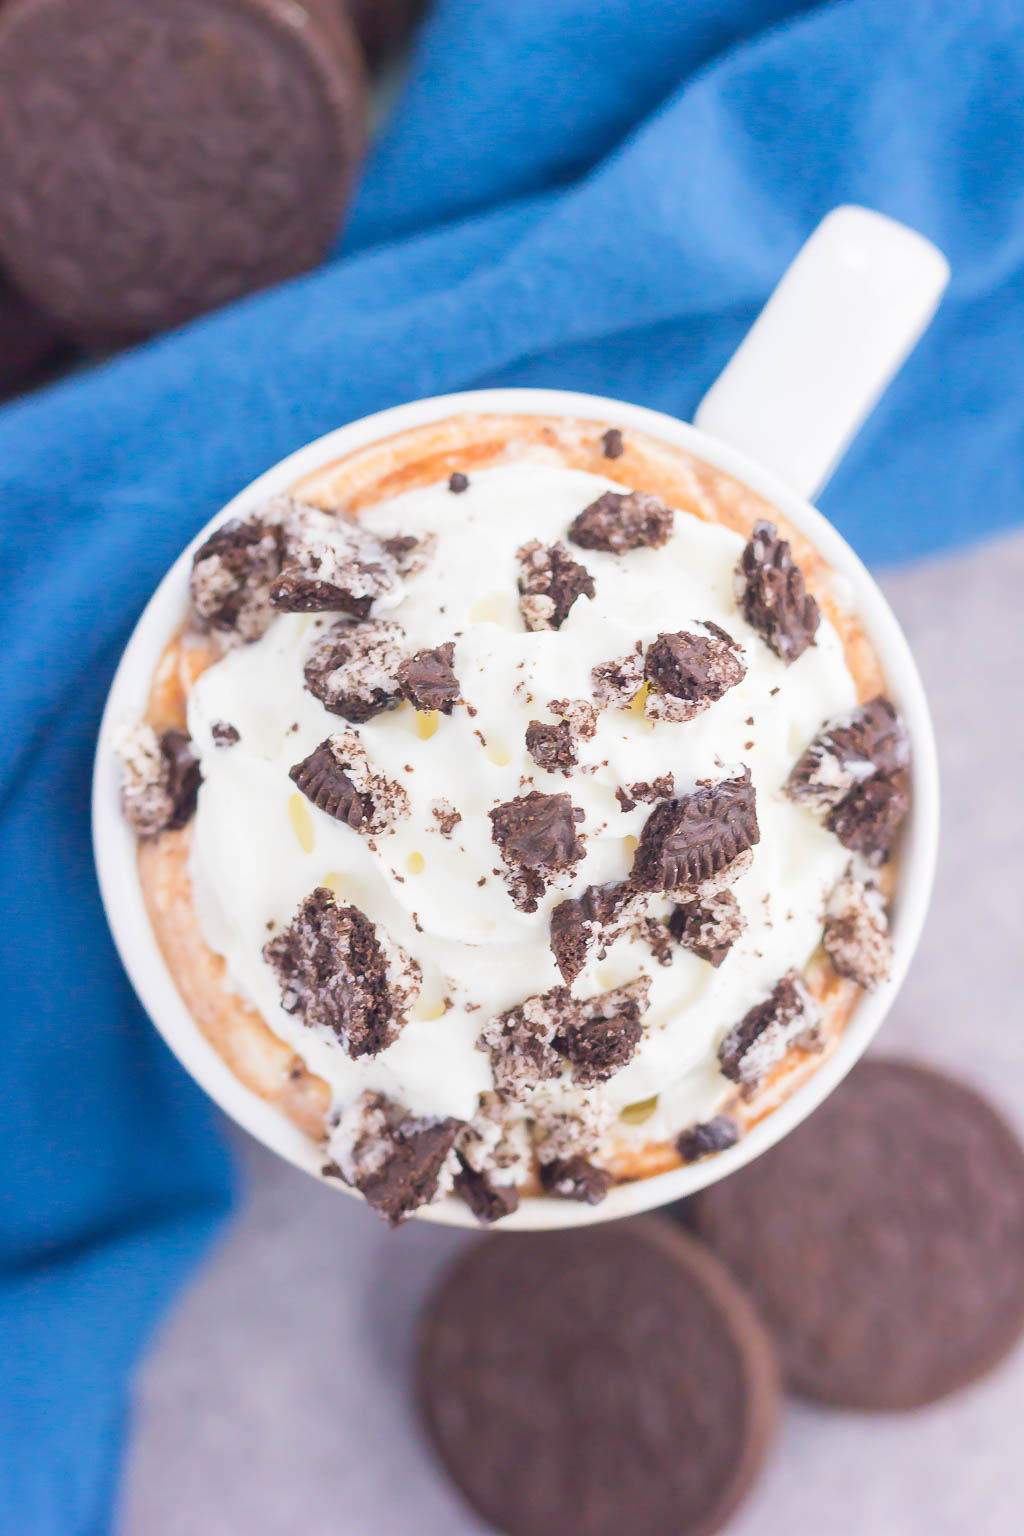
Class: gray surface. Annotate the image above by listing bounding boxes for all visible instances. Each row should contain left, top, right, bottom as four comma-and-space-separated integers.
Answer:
119, 531, 1024, 1536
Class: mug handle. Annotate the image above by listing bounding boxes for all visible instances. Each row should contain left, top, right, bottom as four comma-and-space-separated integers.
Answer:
693, 205, 950, 503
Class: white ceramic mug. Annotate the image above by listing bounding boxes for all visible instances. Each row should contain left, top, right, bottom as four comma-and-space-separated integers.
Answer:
93, 206, 946, 1230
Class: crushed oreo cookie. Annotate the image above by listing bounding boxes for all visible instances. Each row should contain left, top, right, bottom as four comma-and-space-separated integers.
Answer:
591, 645, 645, 709
453, 1156, 520, 1223
210, 721, 240, 748
114, 718, 202, 837
326, 1090, 462, 1226
538, 1155, 612, 1204
189, 515, 284, 642
490, 792, 586, 911
159, 729, 202, 830
479, 988, 574, 1098
632, 772, 759, 893
289, 738, 369, 829
397, 642, 461, 714
383, 531, 437, 577
734, 520, 820, 663
448, 472, 469, 493
786, 696, 910, 812
525, 719, 577, 773
827, 772, 910, 866
303, 618, 406, 722
264, 888, 416, 1058
559, 979, 650, 1087
677, 1115, 740, 1164
644, 624, 746, 723
270, 502, 401, 617
615, 775, 674, 813
568, 489, 674, 553
823, 875, 892, 990
431, 798, 462, 837
668, 890, 745, 967
516, 540, 596, 631
718, 972, 821, 1092
601, 427, 624, 459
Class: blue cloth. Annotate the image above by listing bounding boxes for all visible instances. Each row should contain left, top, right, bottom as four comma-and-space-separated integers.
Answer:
1, 1, 1021, 1530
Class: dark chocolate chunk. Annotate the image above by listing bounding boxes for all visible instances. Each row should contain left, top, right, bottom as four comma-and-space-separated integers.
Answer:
823, 875, 892, 989
631, 772, 759, 893
161, 729, 202, 829
826, 771, 910, 865
0, 0, 367, 348
718, 971, 820, 1091
644, 626, 746, 722
677, 1115, 740, 1164
211, 721, 240, 747
490, 792, 585, 875
692, 1059, 1024, 1410
397, 642, 461, 714
516, 540, 596, 631
189, 516, 284, 641
417, 1222, 780, 1536
448, 471, 469, 493
600, 426, 624, 459
568, 489, 674, 553
453, 1157, 520, 1224
786, 696, 910, 811
525, 719, 577, 773
289, 739, 368, 828
734, 520, 820, 663
538, 1156, 613, 1204
303, 618, 405, 722
329, 1091, 462, 1226
668, 890, 745, 968
560, 979, 650, 1087
264, 888, 398, 1058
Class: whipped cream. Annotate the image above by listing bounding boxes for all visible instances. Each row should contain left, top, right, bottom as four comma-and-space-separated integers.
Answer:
186, 462, 856, 1146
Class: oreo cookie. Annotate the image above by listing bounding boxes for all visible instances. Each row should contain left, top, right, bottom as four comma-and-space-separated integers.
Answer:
490, 791, 586, 911
734, 521, 819, 663
517, 540, 595, 631
569, 489, 674, 553
717, 971, 820, 1092
396, 643, 461, 714
0, 0, 367, 347
417, 1222, 779, 1536
324, 1090, 461, 1227
631, 772, 759, 893
692, 1060, 1024, 1409
644, 625, 746, 723
289, 739, 369, 828
303, 618, 406, 722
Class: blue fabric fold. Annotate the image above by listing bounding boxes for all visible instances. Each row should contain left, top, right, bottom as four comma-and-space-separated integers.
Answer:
1, 1, 1021, 1530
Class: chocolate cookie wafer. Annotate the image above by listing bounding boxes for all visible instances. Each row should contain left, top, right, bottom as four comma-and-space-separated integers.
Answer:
417, 1221, 779, 1536
691, 1058, 1024, 1410
0, 0, 366, 347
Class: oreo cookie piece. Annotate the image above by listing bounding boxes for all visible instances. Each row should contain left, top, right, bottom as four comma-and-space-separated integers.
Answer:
325, 1090, 462, 1227
303, 618, 405, 722
600, 426, 624, 459
717, 971, 820, 1092
669, 891, 745, 968
396, 642, 461, 714
490, 791, 586, 911
264, 887, 410, 1058
559, 978, 650, 1087
644, 625, 746, 723
734, 521, 820, 663
823, 875, 892, 989
786, 696, 909, 812
453, 1157, 520, 1225
826, 771, 910, 865
289, 738, 368, 828
591, 645, 645, 709
569, 489, 674, 553
537, 1156, 613, 1205
678, 1115, 740, 1164
270, 504, 400, 617
516, 540, 595, 631
631, 772, 759, 894
0, 0, 366, 347
479, 988, 574, 1099
190, 516, 284, 643
417, 1221, 779, 1536
525, 718, 577, 774
114, 718, 202, 837
692, 1060, 1024, 1410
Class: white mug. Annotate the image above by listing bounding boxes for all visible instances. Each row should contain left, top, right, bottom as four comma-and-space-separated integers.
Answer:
93, 206, 946, 1230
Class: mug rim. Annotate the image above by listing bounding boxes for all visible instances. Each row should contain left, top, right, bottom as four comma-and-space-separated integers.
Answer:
92, 386, 940, 1230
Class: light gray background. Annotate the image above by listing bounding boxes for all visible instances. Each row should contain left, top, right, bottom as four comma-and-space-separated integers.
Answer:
119, 531, 1024, 1536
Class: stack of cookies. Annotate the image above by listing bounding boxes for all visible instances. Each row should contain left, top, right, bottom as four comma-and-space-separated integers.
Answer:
416, 1059, 1024, 1536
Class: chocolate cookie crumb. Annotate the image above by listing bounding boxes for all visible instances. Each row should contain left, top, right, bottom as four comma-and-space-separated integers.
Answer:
270, 502, 400, 616
382, 531, 437, 577
289, 738, 367, 828
644, 624, 746, 723
569, 489, 674, 553
479, 988, 573, 1097
734, 521, 820, 663
823, 876, 892, 989
453, 1157, 520, 1224
490, 792, 586, 911
591, 645, 645, 709
538, 1156, 612, 1204
669, 890, 746, 967
430, 798, 462, 837
190, 516, 284, 642
114, 718, 202, 837
303, 618, 405, 722
264, 888, 416, 1058
826, 772, 910, 865
211, 721, 240, 747
525, 719, 577, 773
397, 642, 461, 714
448, 471, 469, 493
560, 978, 650, 1087
786, 696, 910, 812
718, 971, 821, 1091
516, 540, 596, 631
632, 772, 759, 894
678, 1115, 741, 1163
328, 1090, 462, 1226
615, 775, 674, 813
601, 427, 624, 459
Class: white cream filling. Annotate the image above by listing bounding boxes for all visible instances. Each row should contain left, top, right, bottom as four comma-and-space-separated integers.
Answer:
187, 462, 856, 1145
